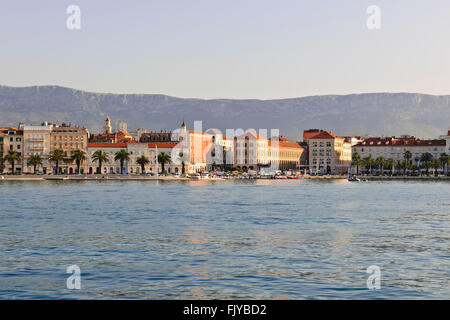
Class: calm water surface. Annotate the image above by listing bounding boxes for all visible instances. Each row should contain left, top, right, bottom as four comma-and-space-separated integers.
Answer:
0, 179, 449, 299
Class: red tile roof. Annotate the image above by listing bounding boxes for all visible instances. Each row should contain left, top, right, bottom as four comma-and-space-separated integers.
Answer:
355, 137, 446, 147
116, 131, 132, 136
279, 141, 304, 149
148, 143, 177, 148
88, 143, 128, 148
303, 130, 324, 139
308, 131, 342, 139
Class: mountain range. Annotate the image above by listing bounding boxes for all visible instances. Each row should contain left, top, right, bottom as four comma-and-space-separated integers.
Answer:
0, 85, 449, 140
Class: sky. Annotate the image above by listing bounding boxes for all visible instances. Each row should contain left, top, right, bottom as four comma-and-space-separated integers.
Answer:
1, 0, 450, 99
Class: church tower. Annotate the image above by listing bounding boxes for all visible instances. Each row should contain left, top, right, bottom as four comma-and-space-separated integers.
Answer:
104, 117, 112, 134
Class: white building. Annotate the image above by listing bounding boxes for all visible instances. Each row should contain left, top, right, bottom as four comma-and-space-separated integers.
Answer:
23, 123, 52, 174
352, 136, 447, 168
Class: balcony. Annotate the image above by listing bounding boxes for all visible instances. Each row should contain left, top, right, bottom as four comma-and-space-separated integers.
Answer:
28, 138, 45, 142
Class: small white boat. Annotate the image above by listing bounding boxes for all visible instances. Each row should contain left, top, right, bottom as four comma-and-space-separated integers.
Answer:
348, 176, 361, 182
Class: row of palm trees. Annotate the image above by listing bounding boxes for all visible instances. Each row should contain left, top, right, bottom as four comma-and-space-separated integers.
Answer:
352, 151, 450, 175
0, 149, 89, 174
1, 148, 180, 175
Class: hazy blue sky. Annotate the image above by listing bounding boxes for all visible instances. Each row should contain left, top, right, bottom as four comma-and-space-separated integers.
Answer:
1, 0, 449, 99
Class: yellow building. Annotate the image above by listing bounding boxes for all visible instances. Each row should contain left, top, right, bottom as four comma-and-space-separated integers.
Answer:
270, 137, 305, 171
0, 127, 24, 174
49, 124, 89, 174
305, 130, 352, 174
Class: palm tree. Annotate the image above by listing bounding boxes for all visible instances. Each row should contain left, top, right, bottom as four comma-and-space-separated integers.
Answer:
136, 155, 150, 174
432, 158, 441, 176
375, 156, 385, 175
4, 150, 21, 174
157, 152, 171, 174
114, 149, 130, 174
352, 152, 362, 175
420, 153, 433, 175
362, 156, 374, 174
179, 152, 188, 175
72, 149, 87, 174
49, 149, 65, 174
399, 160, 409, 175
403, 150, 412, 165
27, 154, 43, 174
91, 150, 109, 174
386, 158, 395, 175
439, 153, 449, 175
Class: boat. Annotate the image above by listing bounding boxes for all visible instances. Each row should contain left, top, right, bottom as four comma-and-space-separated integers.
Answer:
287, 176, 301, 179
348, 176, 361, 182
188, 173, 201, 180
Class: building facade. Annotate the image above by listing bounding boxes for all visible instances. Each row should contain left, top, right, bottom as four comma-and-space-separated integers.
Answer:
23, 124, 52, 174
233, 132, 270, 171
352, 136, 447, 170
49, 123, 89, 174
305, 130, 352, 174
0, 127, 24, 174
271, 137, 305, 171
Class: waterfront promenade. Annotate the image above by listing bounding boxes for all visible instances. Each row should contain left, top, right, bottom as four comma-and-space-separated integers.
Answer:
1, 174, 449, 181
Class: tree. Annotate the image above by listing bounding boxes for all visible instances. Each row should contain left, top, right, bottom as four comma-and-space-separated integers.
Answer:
420, 153, 433, 175
27, 154, 43, 174
432, 158, 441, 176
439, 153, 449, 175
375, 156, 385, 175
403, 150, 412, 164
49, 149, 65, 174
386, 158, 395, 175
114, 149, 130, 174
362, 156, 374, 174
352, 152, 362, 175
136, 155, 150, 174
410, 164, 418, 174
72, 149, 87, 174
4, 150, 21, 174
399, 160, 409, 175
157, 152, 171, 174
91, 150, 109, 174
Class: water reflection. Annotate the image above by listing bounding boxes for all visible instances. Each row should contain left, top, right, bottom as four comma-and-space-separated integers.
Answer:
0, 180, 449, 299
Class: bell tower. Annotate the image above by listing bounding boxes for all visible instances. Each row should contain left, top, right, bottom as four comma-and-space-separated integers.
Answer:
104, 117, 112, 134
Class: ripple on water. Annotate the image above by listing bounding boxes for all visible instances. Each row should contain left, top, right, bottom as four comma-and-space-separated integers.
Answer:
0, 180, 449, 299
